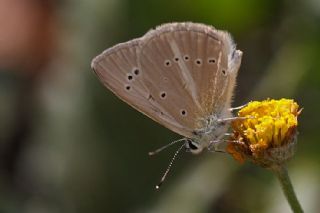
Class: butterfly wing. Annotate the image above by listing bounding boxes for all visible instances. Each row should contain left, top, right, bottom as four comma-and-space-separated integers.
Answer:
91, 22, 242, 138
91, 39, 194, 137
138, 22, 241, 135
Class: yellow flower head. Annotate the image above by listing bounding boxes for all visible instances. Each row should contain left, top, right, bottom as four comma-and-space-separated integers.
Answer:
227, 99, 301, 167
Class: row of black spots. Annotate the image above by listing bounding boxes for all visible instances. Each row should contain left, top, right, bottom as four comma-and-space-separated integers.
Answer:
164, 56, 217, 67
125, 67, 141, 91
164, 57, 227, 77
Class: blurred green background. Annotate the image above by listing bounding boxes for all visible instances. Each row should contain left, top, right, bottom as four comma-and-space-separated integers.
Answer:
0, 0, 319, 212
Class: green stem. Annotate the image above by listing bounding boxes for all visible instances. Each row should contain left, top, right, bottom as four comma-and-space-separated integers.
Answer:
272, 165, 304, 213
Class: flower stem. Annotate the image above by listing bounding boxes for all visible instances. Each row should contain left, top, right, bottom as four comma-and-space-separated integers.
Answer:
272, 165, 303, 213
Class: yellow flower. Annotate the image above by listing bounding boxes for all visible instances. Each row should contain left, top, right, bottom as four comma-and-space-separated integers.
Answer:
227, 99, 301, 167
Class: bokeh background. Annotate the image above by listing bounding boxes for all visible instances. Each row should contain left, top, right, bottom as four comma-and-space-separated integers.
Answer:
1, 0, 319, 212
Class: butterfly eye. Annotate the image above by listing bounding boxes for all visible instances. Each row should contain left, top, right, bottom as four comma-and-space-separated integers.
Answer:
164, 60, 172, 67
208, 58, 216, 64
187, 140, 199, 150
195, 59, 202, 66
184, 55, 190, 61
180, 109, 187, 116
174, 57, 179, 62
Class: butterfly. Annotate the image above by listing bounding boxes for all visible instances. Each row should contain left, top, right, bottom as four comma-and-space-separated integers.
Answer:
91, 22, 242, 188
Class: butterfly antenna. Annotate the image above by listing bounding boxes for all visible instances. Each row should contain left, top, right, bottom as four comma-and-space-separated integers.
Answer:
207, 135, 238, 153
207, 139, 225, 153
155, 144, 185, 189
148, 138, 186, 156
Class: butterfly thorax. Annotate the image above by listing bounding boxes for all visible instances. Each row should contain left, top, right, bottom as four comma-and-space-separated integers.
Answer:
189, 110, 231, 154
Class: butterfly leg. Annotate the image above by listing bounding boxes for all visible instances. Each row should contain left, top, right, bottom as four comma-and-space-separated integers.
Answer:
227, 140, 247, 148
217, 116, 249, 123
207, 140, 226, 153
207, 131, 239, 153
224, 133, 233, 137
